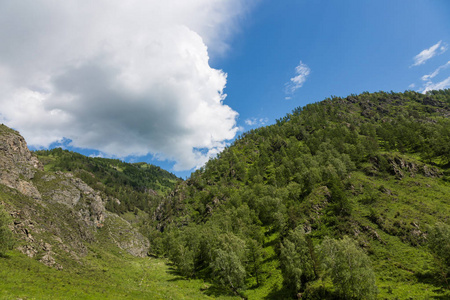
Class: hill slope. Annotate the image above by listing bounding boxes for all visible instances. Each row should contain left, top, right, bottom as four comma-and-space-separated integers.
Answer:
35, 148, 179, 214
155, 90, 450, 299
0, 125, 229, 300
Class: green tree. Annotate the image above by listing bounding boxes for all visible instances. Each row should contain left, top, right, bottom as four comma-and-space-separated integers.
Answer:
171, 243, 195, 277
211, 249, 246, 293
279, 228, 315, 292
0, 206, 14, 256
319, 236, 377, 299
427, 222, 450, 287
247, 239, 264, 286
210, 233, 247, 293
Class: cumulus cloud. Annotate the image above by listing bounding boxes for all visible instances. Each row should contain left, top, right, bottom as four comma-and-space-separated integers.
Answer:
285, 61, 310, 94
411, 40, 447, 67
244, 117, 269, 126
422, 76, 450, 94
0, 0, 252, 171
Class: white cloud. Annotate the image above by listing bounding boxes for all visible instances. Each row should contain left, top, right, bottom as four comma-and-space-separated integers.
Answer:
244, 117, 268, 126
421, 61, 450, 81
422, 76, 450, 94
411, 40, 447, 67
408, 83, 415, 89
285, 61, 310, 94
0, 0, 253, 171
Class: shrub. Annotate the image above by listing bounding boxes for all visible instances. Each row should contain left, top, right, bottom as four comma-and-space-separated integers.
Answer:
0, 206, 14, 256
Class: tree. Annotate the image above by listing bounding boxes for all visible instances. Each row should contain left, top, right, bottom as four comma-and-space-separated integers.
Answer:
279, 228, 315, 292
210, 233, 247, 293
319, 236, 377, 299
0, 206, 14, 256
211, 249, 246, 293
427, 222, 450, 287
247, 239, 263, 286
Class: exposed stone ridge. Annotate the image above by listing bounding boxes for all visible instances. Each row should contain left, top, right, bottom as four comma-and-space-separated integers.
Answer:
0, 124, 43, 199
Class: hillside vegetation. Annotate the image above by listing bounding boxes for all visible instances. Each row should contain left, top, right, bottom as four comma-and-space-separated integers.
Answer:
35, 148, 179, 214
1, 90, 450, 299
154, 90, 450, 299
0, 124, 204, 300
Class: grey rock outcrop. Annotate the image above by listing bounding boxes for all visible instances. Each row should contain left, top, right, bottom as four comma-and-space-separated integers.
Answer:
0, 125, 42, 199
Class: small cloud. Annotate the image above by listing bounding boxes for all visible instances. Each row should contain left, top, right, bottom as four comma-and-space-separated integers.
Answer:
408, 83, 415, 89
285, 61, 310, 94
421, 76, 450, 94
245, 117, 268, 127
411, 40, 447, 67
421, 61, 450, 81
285, 96, 292, 100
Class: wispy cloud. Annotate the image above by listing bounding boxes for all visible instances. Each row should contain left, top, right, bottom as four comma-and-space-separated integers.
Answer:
285, 61, 310, 95
421, 61, 450, 81
245, 117, 268, 126
422, 76, 450, 94
411, 40, 447, 67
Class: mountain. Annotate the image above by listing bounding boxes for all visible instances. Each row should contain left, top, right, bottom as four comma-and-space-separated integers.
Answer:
35, 148, 179, 214
0, 124, 151, 263
155, 90, 450, 299
1, 90, 449, 299
0, 125, 211, 299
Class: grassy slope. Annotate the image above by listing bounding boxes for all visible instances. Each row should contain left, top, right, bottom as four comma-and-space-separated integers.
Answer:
0, 180, 235, 300
0, 251, 237, 300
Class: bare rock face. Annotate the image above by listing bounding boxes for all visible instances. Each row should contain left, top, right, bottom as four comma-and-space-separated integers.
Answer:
104, 212, 150, 257
38, 171, 106, 229
0, 125, 43, 199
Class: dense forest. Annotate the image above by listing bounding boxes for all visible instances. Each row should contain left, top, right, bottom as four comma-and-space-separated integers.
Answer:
151, 90, 450, 299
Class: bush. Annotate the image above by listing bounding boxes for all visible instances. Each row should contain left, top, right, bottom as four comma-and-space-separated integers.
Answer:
0, 206, 14, 256
427, 222, 450, 286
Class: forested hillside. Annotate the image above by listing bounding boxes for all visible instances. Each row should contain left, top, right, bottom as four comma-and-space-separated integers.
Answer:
1, 90, 449, 299
154, 90, 450, 299
35, 149, 180, 214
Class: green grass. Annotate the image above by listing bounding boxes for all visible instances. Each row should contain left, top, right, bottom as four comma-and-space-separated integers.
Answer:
348, 169, 450, 299
0, 249, 238, 300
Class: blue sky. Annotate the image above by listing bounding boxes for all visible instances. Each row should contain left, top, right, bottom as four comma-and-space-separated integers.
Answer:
218, 0, 450, 131
1, 0, 449, 178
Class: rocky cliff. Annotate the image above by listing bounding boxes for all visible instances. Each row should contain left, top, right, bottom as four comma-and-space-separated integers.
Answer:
0, 124, 149, 268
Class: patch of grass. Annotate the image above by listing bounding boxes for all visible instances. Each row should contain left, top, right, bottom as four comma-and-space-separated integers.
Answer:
0, 249, 237, 300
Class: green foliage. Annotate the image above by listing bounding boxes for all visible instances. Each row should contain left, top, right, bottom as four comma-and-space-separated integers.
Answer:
427, 222, 450, 286
0, 206, 14, 256
35, 148, 180, 214
319, 236, 378, 300
157, 89, 450, 299
246, 238, 263, 286
211, 249, 246, 293
279, 228, 315, 293
2, 90, 450, 299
